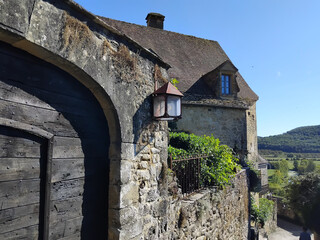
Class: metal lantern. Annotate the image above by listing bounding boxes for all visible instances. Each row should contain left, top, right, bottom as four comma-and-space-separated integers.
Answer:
152, 82, 183, 121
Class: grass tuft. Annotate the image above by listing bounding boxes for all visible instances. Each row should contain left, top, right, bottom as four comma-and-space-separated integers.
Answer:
62, 12, 92, 50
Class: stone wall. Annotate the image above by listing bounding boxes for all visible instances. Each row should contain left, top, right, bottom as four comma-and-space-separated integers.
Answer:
177, 104, 247, 155
121, 169, 250, 240
246, 103, 258, 162
115, 160, 250, 240
260, 167, 269, 187
176, 102, 258, 163
110, 122, 171, 240
0, 0, 170, 239
165, 170, 250, 240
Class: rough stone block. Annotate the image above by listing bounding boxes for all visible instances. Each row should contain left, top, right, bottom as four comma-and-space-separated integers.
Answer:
119, 206, 139, 226
0, 0, 35, 34
141, 154, 151, 161
151, 147, 160, 154
120, 160, 133, 184
146, 189, 159, 202
149, 165, 157, 180
119, 216, 143, 239
121, 143, 136, 160
152, 154, 160, 163
152, 199, 168, 217
27, 1, 65, 51
196, 237, 206, 240
154, 131, 167, 149
120, 182, 139, 208
138, 161, 149, 169
137, 169, 150, 181
139, 144, 151, 154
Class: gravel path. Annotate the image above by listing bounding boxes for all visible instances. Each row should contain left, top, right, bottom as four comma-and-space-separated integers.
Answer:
268, 218, 314, 240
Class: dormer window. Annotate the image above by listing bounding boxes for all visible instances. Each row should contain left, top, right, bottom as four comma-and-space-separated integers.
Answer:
221, 74, 230, 95
202, 60, 240, 98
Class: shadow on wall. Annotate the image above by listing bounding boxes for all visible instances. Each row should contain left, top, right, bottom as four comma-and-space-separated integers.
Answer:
0, 41, 110, 239
133, 95, 154, 153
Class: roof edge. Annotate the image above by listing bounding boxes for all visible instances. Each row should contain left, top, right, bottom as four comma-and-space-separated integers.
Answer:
216, 60, 238, 72
100, 15, 220, 46
61, 0, 171, 69
182, 102, 249, 110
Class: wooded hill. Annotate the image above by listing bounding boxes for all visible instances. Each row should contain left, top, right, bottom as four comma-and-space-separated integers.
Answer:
258, 125, 320, 153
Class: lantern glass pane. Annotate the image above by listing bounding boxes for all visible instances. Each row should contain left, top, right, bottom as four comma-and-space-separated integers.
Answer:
167, 96, 181, 117
154, 95, 166, 117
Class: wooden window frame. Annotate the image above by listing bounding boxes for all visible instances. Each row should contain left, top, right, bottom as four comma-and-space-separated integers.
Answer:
221, 74, 231, 95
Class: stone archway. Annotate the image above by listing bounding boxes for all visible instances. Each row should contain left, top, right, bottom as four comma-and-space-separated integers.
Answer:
0, 1, 171, 239
0, 41, 118, 239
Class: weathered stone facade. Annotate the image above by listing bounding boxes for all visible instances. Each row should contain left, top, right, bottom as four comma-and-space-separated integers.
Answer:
177, 104, 247, 156
246, 103, 258, 162
0, 1, 253, 239
117, 168, 250, 240
166, 170, 250, 240
176, 102, 258, 162
110, 123, 170, 239
0, 0, 170, 239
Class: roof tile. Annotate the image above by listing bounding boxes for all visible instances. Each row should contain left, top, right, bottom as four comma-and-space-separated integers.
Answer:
100, 16, 258, 102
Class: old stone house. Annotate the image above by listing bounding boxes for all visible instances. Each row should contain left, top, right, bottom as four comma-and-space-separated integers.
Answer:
0, 1, 252, 240
102, 13, 259, 163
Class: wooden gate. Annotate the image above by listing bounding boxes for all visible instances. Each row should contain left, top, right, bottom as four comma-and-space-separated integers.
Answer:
0, 119, 53, 239
0, 41, 110, 239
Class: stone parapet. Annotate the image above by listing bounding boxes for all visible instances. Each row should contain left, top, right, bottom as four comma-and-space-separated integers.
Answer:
126, 169, 250, 240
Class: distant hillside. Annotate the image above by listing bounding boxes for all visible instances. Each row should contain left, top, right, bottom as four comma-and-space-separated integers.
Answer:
258, 125, 320, 153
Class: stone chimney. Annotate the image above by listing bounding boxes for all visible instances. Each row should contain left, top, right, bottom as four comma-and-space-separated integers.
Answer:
146, 13, 165, 29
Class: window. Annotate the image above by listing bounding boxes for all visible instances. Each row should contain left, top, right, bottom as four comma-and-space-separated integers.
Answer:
221, 74, 230, 94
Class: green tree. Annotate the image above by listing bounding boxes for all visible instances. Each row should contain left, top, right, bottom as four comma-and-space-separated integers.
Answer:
285, 173, 320, 238
306, 159, 316, 173
269, 169, 287, 196
293, 159, 299, 171
271, 170, 283, 185
298, 159, 316, 175
272, 161, 280, 170
298, 159, 308, 175
279, 159, 289, 177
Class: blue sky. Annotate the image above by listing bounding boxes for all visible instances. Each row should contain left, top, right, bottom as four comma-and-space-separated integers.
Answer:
74, 0, 320, 137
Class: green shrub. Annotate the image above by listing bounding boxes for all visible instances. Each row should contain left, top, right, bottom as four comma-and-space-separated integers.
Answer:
269, 182, 285, 197
285, 173, 320, 234
246, 161, 261, 192
168, 132, 239, 187
298, 159, 316, 175
251, 196, 274, 227
279, 159, 289, 177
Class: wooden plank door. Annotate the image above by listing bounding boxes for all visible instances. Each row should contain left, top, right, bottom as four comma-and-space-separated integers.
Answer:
0, 125, 49, 239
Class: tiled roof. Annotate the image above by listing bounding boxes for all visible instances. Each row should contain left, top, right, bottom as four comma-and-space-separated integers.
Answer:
99, 16, 259, 102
